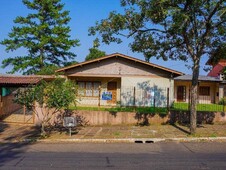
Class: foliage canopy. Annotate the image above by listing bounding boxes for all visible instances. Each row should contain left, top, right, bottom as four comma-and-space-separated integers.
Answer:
14, 78, 77, 134
85, 48, 106, 61
1, 0, 79, 75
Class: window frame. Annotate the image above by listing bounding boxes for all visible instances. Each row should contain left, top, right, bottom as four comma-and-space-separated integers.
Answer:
199, 86, 210, 96
77, 81, 101, 97
177, 85, 186, 102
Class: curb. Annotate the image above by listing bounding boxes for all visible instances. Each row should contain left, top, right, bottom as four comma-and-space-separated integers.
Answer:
36, 137, 226, 143
0, 137, 226, 143
1, 137, 226, 144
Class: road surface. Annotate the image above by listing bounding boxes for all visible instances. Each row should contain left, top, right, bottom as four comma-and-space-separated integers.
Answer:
0, 141, 226, 169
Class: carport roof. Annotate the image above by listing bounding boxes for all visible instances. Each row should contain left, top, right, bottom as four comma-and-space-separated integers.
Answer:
0, 74, 42, 85
174, 75, 221, 82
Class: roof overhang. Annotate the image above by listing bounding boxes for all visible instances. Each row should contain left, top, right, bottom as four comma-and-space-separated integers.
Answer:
0, 74, 63, 86
56, 53, 184, 76
174, 75, 221, 82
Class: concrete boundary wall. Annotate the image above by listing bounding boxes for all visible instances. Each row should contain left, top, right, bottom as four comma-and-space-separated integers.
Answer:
34, 108, 226, 126
73, 111, 226, 125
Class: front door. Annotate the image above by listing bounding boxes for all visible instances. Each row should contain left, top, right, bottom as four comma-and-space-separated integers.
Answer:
177, 86, 186, 102
107, 82, 117, 104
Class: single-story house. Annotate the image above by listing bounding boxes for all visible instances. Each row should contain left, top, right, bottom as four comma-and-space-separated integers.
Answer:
174, 57, 226, 104
56, 53, 184, 107
174, 75, 222, 104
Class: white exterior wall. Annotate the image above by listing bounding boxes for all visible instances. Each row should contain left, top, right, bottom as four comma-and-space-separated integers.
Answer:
121, 77, 174, 107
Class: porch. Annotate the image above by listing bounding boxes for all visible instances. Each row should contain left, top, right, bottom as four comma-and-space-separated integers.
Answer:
69, 76, 171, 107
174, 81, 219, 104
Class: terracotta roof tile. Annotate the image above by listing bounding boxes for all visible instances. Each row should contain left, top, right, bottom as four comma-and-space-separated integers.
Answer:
0, 75, 42, 85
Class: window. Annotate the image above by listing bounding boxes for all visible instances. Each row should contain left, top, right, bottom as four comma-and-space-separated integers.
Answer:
1, 87, 17, 97
177, 86, 186, 102
77, 81, 100, 97
199, 86, 210, 96
77, 82, 85, 96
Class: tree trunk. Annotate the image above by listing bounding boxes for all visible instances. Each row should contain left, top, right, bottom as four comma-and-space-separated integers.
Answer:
41, 122, 46, 136
190, 57, 200, 134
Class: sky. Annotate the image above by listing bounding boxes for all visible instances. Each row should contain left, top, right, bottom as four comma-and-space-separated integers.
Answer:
0, 0, 210, 75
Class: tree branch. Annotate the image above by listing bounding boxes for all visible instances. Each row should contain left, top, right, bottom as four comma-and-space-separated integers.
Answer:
199, 0, 224, 56
124, 28, 167, 38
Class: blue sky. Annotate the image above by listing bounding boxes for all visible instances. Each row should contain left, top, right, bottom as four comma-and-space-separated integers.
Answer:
0, 0, 209, 75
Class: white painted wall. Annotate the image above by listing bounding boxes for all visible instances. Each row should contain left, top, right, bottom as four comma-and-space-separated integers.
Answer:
121, 77, 174, 107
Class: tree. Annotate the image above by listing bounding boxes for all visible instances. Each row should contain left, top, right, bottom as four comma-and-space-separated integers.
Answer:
85, 48, 106, 61
63, 61, 78, 67
1, 0, 79, 75
14, 78, 77, 135
36, 64, 60, 75
89, 0, 226, 134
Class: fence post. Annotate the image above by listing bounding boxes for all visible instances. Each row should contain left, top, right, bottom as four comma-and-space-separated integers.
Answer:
223, 98, 225, 112
98, 86, 101, 109
167, 88, 169, 112
133, 87, 136, 110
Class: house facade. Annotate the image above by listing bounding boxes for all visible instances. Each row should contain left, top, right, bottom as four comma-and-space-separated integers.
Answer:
56, 53, 183, 107
174, 58, 226, 104
174, 75, 221, 104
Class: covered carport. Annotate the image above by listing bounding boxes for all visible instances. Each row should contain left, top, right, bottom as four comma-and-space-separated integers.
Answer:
0, 74, 42, 124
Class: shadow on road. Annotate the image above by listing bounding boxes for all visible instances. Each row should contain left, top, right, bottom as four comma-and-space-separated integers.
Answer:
0, 142, 33, 167
0, 122, 9, 134
0, 122, 40, 168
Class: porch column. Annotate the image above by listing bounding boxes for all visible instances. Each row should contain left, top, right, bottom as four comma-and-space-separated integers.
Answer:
219, 84, 224, 100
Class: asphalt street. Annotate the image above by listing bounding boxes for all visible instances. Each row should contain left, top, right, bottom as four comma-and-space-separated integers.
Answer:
0, 142, 226, 169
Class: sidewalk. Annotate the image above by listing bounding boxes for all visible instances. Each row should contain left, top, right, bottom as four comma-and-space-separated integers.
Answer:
1, 122, 226, 143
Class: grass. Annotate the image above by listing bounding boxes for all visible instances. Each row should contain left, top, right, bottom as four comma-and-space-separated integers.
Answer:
69, 102, 224, 113
113, 132, 121, 136
171, 102, 225, 112
69, 106, 168, 114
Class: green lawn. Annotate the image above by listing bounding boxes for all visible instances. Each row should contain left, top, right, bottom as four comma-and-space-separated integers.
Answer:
69, 102, 224, 113
69, 106, 168, 114
171, 102, 225, 112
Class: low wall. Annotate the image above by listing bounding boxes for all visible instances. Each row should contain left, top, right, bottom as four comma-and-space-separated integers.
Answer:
169, 111, 226, 124
73, 111, 226, 125
34, 108, 226, 126
74, 111, 170, 125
